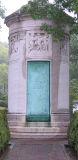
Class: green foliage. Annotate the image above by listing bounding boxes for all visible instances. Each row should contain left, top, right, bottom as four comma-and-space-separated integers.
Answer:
20, 0, 47, 19
0, 1, 5, 29
0, 1, 5, 19
70, 24, 78, 35
0, 42, 8, 48
0, 43, 8, 64
69, 34, 78, 80
55, 0, 78, 14
0, 43, 8, 107
69, 34, 78, 112
54, 0, 78, 34
70, 61, 78, 80
69, 79, 78, 112
20, 0, 74, 41
0, 107, 10, 153
40, 23, 65, 41
67, 111, 78, 154
0, 63, 8, 93
70, 34, 78, 62
0, 92, 8, 107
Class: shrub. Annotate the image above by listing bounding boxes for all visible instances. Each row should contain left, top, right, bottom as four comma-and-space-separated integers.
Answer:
0, 107, 10, 153
0, 92, 8, 108
67, 111, 78, 154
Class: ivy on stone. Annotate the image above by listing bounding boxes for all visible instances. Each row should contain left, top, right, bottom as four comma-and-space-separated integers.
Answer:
20, 0, 74, 41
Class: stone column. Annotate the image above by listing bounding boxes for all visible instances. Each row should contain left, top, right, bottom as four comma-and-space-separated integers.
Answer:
58, 36, 69, 112
8, 31, 26, 123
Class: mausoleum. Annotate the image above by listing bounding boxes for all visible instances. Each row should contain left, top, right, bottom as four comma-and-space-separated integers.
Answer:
5, 7, 70, 138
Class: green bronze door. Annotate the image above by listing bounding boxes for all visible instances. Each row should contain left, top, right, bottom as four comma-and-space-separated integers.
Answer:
26, 61, 50, 122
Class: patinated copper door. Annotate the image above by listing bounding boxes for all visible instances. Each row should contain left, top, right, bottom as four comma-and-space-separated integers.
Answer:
26, 61, 50, 122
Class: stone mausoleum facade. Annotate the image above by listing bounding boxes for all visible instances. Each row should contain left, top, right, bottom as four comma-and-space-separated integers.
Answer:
5, 10, 70, 138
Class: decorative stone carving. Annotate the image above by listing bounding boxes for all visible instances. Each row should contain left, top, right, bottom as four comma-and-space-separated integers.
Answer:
9, 31, 26, 55
8, 34, 19, 65
29, 33, 49, 52
9, 31, 26, 63
9, 34, 19, 56
26, 31, 52, 58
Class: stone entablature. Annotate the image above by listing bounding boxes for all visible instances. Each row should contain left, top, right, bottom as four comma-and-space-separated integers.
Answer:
8, 31, 52, 67
9, 31, 69, 61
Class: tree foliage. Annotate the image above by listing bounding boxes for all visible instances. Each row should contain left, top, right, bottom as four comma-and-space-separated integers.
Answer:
0, 63, 8, 92
20, 0, 74, 41
70, 79, 78, 111
54, 0, 78, 34
54, 0, 78, 14
0, 1, 5, 19
67, 111, 78, 154
0, 107, 10, 152
69, 34, 78, 111
70, 35, 78, 80
70, 34, 78, 61
0, 0, 5, 30
20, 0, 78, 41
0, 43, 8, 64
0, 92, 8, 107
0, 43, 8, 107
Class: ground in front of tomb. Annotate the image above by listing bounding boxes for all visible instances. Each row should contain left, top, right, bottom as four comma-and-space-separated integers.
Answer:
0, 138, 73, 160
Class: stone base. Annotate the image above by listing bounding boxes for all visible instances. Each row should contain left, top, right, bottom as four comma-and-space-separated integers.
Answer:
8, 113, 70, 139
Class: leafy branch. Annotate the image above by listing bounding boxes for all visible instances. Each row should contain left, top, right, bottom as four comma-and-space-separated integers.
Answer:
20, 0, 75, 41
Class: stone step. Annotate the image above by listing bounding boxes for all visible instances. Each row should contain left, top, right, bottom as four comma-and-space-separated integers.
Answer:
9, 126, 67, 133
10, 132, 67, 139
8, 121, 69, 127
8, 121, 25, 126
